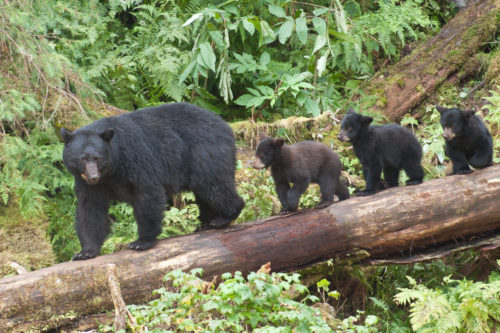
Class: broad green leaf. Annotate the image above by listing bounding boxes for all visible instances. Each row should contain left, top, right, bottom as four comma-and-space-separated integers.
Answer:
182, 12, 203, 27
178, 60, 197, 84
316, 51, 328, 77
278, 20, 294, 44
235, 94, 256, 106
312, 17, 326, 36
295, 16, 308, 45
317, 278, 331, 289
329, 29, 358, 43
260, 52, 270, 66
242, 18, 255, 35
260, 20, 276, 45
268, 5, 286, 18
304, 98, 321, 116
199, 42, 216, 72
312, 34, 327, 54
313, 7, 329, 16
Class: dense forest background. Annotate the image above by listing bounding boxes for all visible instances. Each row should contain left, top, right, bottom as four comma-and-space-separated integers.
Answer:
1, 0, 499, 331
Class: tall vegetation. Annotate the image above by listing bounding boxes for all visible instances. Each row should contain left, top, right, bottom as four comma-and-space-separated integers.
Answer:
2, 0, 500, 331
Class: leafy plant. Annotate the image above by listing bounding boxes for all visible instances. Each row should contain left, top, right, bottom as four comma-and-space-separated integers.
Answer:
113, 268, 334, 332
395, 266, 500, 333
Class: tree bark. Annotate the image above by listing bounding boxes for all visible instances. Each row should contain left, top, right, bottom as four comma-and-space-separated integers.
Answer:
2, 165, 500, 331
363, 0, 500, 121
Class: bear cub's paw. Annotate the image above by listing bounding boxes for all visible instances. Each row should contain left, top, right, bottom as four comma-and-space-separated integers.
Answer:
279, 208, 297, 215
315, 201, 333, 210
73, 249, 99, 261
355, 190, 376, 197
128, 239, 157, 251
456, 169, 473, 175
406, 179, 423, 186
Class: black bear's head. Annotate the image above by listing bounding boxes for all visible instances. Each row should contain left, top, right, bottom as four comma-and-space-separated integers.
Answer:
338, 108, 373, 142
61, 127, 115, 185
436, 106, 475, 141
251, 137, 285, 169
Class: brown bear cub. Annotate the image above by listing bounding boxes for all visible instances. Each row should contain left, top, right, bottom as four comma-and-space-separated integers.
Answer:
251, 137, 349, 214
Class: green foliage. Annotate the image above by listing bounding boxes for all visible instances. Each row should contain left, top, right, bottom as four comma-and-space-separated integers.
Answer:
483, 87, 500, 163
395, 266, 500, 333
111, 268, 333, 332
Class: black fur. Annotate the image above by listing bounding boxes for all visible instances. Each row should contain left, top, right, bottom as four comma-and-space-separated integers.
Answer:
338, 109, 424, 196
252, 138, 349, 213
61, 103, 244, 260
437, 106, 493, 175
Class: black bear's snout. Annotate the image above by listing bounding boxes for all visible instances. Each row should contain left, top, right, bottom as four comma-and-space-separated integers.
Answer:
83, 161, 100, 185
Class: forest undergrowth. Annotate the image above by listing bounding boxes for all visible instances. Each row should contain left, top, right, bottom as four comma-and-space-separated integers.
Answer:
1, 0, 499, 331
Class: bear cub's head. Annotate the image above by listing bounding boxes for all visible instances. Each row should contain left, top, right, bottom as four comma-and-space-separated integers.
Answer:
436, 106, 476, 141
61, 128, 114, 185
251, 137, 285, 169
338, 108, 373, 142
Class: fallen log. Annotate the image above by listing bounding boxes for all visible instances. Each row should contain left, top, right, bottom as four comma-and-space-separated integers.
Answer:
2, 165, 500, 331
363, 0, 500, 121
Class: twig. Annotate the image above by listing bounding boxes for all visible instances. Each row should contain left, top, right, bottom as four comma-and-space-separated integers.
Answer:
8, 261, 28, 274
107, 264, 136, 331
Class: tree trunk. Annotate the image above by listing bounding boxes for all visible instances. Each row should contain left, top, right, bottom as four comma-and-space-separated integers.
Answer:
363, 0, 500, 121
2, 166, 500, 331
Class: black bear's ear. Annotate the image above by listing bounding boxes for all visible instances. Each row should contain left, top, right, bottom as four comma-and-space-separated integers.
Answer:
60, 128, 73, 144
274, 138, 285, 148
361, 115, 373, 125
347, 108, 355, 114
100, 128, 114, 142
463, 109, 476, 118
435, 106, 448, 114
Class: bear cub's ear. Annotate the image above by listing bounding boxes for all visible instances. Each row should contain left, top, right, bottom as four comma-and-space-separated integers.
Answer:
274, 138, 285, 148
435, 105, 448, 114
462, 109, 476, 118
100, 128, 114, 142
361, 115, 373, 125
60, 128, 73, 144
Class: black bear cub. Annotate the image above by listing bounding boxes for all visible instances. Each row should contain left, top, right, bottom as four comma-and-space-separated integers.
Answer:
436, 106, 493, 175
337, 109, 424, 196
251, 137, 349, 214
61, 103, 244, 260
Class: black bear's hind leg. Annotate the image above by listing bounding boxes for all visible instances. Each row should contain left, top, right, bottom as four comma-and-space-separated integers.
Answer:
315, 174, 334, 209
383, 166, 400, 188
195, 196, 217, 232
129, 188, 165, 251
196, 182, 244, 229
402, 160, 423, 185
335, 179, 350, 201
469, 147, 493, 169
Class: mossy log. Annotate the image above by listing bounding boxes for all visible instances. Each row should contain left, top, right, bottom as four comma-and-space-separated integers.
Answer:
363, 0, 500, 121
2, 166, 500, 331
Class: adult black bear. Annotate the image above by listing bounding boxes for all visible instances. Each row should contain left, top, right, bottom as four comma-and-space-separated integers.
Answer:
251, 138, 349, 214
61, 103, 244, 260
337, 109, 424, 196
436, 106, 493, 174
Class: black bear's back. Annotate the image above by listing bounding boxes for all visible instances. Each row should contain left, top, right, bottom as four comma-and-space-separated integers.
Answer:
79, 103, 236, 192
287, 141, 342, 181
372, 124, 422, 167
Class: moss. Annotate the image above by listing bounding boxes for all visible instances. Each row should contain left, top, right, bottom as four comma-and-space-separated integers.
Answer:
0, 201, 56, 278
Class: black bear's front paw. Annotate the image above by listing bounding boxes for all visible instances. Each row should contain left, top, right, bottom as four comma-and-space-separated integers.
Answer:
315, 201, 333, 210
355, 190, 376, 197
128, 239, 157, 251
194, 224, 213, 232
279, 208, 296, 215
406, 179, 423, 186
208, 217, 232, 229
72, 249, 99, 261
456, 169, 473, 175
